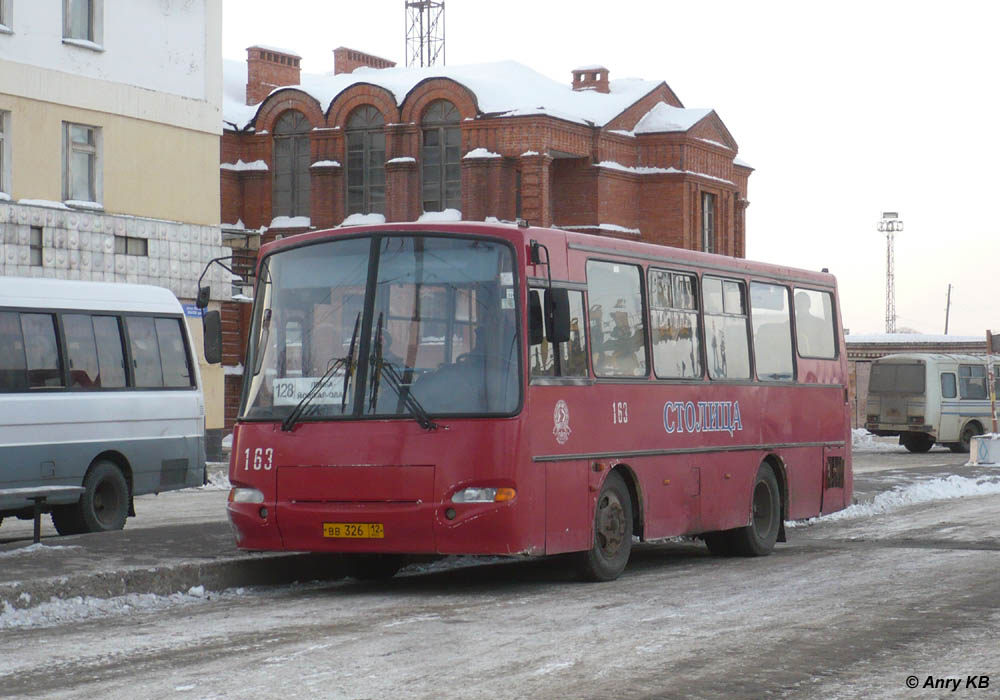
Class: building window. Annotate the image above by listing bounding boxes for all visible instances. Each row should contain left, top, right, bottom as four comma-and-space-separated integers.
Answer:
0, 0, 11, 33
114, 235, 148, 256
272, 110, 311, 218
0, 110, 8, 196
701, 192, 716, 253
63, 122, 100, 203
345, 105, 385, 216
29, 226, 42, 266
421, 99, 461, 212
63, 0, 102, 44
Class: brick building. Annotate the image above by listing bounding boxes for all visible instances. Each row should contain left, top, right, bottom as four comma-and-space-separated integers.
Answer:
217, 46, 753, 429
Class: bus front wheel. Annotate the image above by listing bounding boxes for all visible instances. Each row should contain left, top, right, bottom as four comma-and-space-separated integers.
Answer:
950, 423, 982, 453
576, 471, 633, 582
52, 460, 129, 535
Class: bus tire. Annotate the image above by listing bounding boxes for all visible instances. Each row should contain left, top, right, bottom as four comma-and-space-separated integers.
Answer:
902, 434, 934, 453
345, 554, 405, 580
575, 471, 633, 581
950, 422, 981, 453
728, 464, 781, 557
52, 461, 129, 535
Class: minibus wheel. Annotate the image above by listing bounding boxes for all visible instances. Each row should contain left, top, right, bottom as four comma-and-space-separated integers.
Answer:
576, 471, 633, 581
52, 460, 129, 535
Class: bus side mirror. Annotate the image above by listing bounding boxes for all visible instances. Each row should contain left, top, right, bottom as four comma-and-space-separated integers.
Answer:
203, 310, 222, 364
196, 285, 211, 310
528, 290, 544, 345
545, 288, 570, 343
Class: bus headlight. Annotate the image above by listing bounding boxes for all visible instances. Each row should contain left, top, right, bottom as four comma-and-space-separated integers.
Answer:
451, 487, 516, 503
229, 487, 265, 504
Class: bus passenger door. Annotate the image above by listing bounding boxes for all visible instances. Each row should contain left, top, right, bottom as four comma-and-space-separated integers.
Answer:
820, 445, 847, 514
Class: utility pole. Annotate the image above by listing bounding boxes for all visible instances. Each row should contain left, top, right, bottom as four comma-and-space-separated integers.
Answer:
944, 284, 952, 334
877, 212, 903, 333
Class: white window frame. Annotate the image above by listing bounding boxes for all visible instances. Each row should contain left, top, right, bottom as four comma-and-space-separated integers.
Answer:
0, 110, 10, 197
0, 0, 13, 34
62, 0, 103, 48
62, 121, 102, 206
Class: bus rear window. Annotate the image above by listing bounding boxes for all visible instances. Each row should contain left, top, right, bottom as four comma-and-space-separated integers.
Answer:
869, 362, 925, 394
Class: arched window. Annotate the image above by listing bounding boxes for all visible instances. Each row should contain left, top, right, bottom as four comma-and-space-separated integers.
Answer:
272, 111, 311, 218
421, 100, 461, 212
346, 106, 386, 215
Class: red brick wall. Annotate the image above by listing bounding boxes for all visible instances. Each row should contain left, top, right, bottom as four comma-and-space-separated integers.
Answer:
333, 47, 396, 75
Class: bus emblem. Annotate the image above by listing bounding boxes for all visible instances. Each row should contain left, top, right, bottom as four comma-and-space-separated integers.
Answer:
553, 400, 572, 444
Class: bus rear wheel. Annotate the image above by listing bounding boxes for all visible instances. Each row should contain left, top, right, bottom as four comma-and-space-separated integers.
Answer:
51, 461, 129, 536
950, 423, 981, 453
706, 464, 780, 558
902, 434, 934, 453
575, 471, 633, 581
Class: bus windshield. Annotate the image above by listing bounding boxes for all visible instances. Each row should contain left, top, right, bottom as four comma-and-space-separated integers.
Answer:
242, 234, 521, 421
869, 362, 925, 394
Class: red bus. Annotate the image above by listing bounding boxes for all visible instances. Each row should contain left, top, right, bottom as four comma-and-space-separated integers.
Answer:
203, 221, 851, 581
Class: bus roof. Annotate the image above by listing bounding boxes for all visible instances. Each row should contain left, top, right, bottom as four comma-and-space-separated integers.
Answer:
0, 277, 184, 315
258, 221, 838, 289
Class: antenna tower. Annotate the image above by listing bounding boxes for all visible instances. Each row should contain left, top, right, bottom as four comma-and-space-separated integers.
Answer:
405, 1, 445, 68
877, 212, 903, 333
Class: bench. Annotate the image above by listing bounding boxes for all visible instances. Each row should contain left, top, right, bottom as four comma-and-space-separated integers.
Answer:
0, 486, 86, 544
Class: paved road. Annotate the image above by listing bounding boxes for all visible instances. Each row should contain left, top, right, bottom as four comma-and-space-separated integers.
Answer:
1, 448, 998, 699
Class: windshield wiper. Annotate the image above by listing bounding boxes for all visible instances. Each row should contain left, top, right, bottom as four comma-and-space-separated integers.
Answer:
281, 312, 360, 432
368, 313, 442, 431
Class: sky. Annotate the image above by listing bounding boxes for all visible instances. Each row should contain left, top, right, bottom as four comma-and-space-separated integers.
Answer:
221, 0, 1000, 337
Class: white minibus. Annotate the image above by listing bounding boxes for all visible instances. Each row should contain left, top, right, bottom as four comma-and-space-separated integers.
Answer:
0, 277, 205, 534
865, 353, 996, 453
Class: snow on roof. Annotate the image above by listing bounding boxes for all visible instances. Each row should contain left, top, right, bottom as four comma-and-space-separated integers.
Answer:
223, 58, 670, 130
632, 101, 712, 134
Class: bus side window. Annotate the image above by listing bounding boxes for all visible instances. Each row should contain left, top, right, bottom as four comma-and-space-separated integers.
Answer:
749, 281, 793, 381
21, 313, 64, 388
941, 372, 957, 399
126, 316, 165, 388
93, 315, 127, 388
703, 276, 750, 380
649, 268, 702, 379
0, 310, 28, 391
529, 288, 588, 378
587, 261, 647, 378
958, 364, 987, 399
794, 288, 836, 359
63, 313, 102, 388
156, 317, 194, 387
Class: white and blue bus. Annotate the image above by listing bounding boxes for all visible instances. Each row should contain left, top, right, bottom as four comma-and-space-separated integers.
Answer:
0, 278, 205, 534
865, 352, 996, 453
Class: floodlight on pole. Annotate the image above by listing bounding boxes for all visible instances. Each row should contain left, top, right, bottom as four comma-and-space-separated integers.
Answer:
877, 212, 903, 333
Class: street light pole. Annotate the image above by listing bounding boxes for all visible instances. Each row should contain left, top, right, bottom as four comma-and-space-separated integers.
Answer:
877, 212, 903, 333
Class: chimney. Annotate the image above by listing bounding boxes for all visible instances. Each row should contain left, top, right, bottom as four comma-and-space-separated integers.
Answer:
332, 46, 397, 75
246, 45, 302, 105
572, 66, 610, 94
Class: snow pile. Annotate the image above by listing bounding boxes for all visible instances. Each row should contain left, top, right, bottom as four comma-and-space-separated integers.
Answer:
851, 428, 904, 452
0, 543, 82, 559
417, 209, 462, 222
0, 586, 224, 630
201, 462, 231, 491
790, 474, 1000, 527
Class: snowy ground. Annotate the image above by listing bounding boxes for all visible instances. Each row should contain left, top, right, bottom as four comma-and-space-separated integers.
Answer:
1, 441, 998, 698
